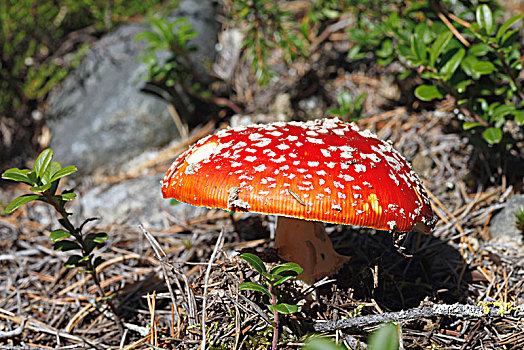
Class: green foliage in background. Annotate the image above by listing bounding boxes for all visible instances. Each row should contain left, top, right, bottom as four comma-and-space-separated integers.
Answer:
343, 0, 523, 146
135, 16, 197, 87
231, 0, 308, 85
329, 91, 367, 122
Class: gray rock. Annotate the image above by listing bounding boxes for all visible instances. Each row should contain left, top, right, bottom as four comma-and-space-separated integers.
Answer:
490, 194, 524, 245
76, 173, 209, 229
48, 0, 219, 176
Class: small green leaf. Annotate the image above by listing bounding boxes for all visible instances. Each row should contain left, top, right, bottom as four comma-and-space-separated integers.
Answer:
268, 303, 298, 314
414, 85, 443, 101
85, 232, 108, 244
54, 240, 82, 252
59, 192, 76, 201
429, 31, 452, 67
239, 282, 271, 298
1, 168, 33, 184
48, 165, 77, 183
440, 48, 465, 79
492, 104, 515, 121
4, 194, 41, 214
240, 253, 267, 275
368, 323, 399, 350
468, 43, 491, 57
482, 127, 502, 144
34, 149, 53, 180
472, 61, 495, 75
272, 275, 296, 286
270, 262, 303, 276
50, 229, 71, 242
29, 183, 52, 193
515, 111, 524, 126
42, 161, 61, 184
463, 122, 483, 130
455, 79, 472, 94
476, 5, 494, 35
64, 255, 87, 268
496, 14, 523, 41
410, 34, 426, 63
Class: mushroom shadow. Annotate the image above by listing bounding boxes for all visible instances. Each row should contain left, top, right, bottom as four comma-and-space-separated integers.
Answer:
324, 225, 472, 311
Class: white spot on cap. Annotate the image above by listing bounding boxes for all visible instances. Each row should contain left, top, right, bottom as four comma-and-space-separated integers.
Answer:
320, 149, 331, 157
354, 164, 367, 173
231, 162, 242, 167
277, 143, 290, 150
271, 155, 286, 163
245, 156, 257, 162
331, 204, 342, 211
327, 162, 336, 168
286, 135, 298, 141
263, 149, 277, 157
352, 185, 362, 190
360, 152, 381, 163
306, 137, 324, 144
186, 142, 218, 164
254, 139, 272, 147
269, 131, 283, 137
254, 164, 266, 172
317, 170, 327, 176
308, 161, 319, 167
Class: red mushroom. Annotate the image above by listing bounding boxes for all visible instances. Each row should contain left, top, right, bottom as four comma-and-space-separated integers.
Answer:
162, 118, 436, 283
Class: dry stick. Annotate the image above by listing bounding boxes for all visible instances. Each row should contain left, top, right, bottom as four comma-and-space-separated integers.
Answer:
139, 225, 180, 323
201, 229, 225, 350
0, 318, 26, 338
313, 303, 524, 333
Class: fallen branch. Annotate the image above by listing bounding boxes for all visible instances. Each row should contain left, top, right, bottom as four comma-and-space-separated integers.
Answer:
313, 303, 524, 333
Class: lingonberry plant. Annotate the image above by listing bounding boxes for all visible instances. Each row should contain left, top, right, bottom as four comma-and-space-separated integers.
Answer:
239, 253, 303, 350
1, 148, 123, 332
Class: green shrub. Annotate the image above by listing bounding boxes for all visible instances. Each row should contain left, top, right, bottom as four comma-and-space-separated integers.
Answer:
344, 0, 523, 146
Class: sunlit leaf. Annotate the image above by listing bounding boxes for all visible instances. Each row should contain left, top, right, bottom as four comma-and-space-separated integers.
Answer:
414, 85, 443, 101
34, 149, 53, 180
4, 194, 41, 214
240, 253, 267, 275
268, 303, 298, 314
50, 229, 71, 242
239, 282, 271, 298
482, 127, 502, 144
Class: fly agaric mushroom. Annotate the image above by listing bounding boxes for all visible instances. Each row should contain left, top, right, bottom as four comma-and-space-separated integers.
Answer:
162, 118, 436, 283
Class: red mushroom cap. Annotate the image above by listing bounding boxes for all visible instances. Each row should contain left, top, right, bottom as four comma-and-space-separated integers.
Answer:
162, 118, 436, 233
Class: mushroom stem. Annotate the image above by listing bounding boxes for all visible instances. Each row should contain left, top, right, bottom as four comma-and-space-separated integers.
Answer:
274, 217, 349, 284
